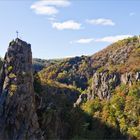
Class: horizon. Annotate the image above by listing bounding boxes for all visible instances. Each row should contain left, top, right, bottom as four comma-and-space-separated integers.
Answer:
0, 0, 140, 59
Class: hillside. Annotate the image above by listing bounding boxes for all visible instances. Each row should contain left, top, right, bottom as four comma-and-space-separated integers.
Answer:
34, 35, 140, 139
32, 58, 64, 72
0, 36, 140, 140
38, 36, 140, 94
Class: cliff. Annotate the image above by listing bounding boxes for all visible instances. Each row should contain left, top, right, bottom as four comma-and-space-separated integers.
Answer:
0, 38, 43, 140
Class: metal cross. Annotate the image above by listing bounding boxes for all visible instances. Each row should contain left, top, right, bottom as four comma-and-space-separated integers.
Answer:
16, 31, 19, 38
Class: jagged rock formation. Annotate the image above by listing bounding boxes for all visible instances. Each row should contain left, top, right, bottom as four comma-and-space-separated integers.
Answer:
88, 71, 140, 101
0, 38, 43, 140
89, 71, 120, 100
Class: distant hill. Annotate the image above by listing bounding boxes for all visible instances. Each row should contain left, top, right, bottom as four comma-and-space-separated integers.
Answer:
32, 58, 64, 72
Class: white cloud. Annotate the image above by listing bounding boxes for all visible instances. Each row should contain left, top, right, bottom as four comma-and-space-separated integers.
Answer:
86, 18, 115, 26
95, 35, 132, 43
52, 20, 82, 30
129, 12, 135, 16
71, 38, 94, 44
48, 17, 57, 21
31, 0, 71, 15
31, 5, 58, 15
71, 35, 132, 44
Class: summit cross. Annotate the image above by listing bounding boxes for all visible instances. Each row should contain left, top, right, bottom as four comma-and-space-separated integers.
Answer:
16, 31, 19, 38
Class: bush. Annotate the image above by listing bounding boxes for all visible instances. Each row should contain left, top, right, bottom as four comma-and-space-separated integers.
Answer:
82, 98, 102, 115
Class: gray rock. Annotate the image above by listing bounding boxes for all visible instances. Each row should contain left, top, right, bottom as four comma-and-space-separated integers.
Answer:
86, 70, 140, 100
0, 38, 43, 140
90, 71, 120, 100
74, 94, 87, 107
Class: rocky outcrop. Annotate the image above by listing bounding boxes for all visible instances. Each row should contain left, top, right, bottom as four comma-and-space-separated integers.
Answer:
88, 71, 140, 100
121, 72, 140, 85
75, 70, 140, 106
74, 94, 87, 107
91, 71, 120, 100
0, 38, 43, 140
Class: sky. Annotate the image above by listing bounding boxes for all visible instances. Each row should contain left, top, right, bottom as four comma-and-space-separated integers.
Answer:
0, 0, 140, 59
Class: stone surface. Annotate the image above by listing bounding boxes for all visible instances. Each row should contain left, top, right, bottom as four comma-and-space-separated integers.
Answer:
74, 94, 87, 107
0, 38, 43, 140
88, 71, 140, 100
91, 71, 120, 100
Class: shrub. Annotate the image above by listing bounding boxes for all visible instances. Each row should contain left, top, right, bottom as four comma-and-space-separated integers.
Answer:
8, 66, 13, 72
82, 98, 102, 115
9, 73, 16, 79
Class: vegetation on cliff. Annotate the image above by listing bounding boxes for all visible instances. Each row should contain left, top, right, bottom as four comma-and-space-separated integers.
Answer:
82, 82, 140, 139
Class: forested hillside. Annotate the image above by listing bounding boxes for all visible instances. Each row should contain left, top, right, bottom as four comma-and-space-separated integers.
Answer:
34, 36, 140, 139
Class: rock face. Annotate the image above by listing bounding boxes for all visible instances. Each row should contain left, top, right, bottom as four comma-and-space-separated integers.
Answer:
0, 38, 42, 140
74, 94, 87, 107
87, 71, 140, 101
91, 71, 120, 100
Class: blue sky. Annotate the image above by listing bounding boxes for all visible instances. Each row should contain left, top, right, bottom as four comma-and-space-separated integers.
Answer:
0, 0, 140, 59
